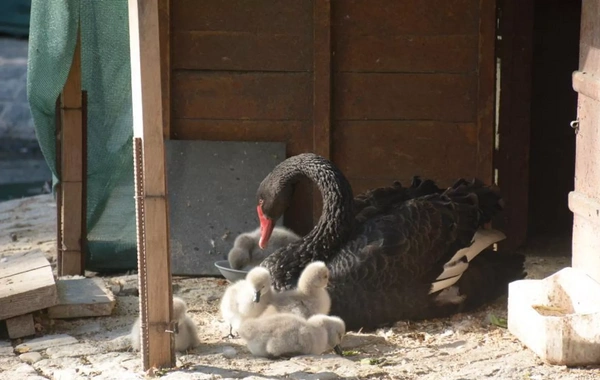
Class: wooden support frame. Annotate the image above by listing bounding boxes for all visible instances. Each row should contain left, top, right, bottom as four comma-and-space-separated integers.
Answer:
128, 0, 175, 370
57, 27, 86, 276
494, 0, 535, 250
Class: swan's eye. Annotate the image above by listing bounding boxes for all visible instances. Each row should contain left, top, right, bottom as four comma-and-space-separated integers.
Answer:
258, 199, 264, 205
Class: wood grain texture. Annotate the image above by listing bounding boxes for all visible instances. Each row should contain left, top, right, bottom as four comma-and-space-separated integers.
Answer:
128, 0, 174, 369
494, 0, 534, 250
159, 0, 170, 138
6, 314, 35, 339
332, 0, 479, 36
172, 72, 312, 120
172, 31, 312, 72
47, 277, 116, 319
332, 121, 479, 182
333, 73, 477, 121
333, 35, 478, 73
171, 0, 312, 34
0, 268, 57, 321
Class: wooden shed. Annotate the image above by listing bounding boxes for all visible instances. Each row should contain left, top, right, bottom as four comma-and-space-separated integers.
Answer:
55, 0, 598, 370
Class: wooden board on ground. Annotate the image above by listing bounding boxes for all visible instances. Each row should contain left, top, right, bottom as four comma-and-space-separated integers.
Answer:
6, 313, 35, 339
47, 277, 116, 319
0, 250, 57, 320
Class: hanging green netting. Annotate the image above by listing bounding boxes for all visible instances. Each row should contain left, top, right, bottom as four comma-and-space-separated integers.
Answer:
28, 0, 137, 272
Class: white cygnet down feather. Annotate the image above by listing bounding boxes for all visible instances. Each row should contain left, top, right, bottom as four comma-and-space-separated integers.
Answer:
228, 226, 301, 270
269, 261, 331, 318
130, 297, 200, 352
238, 312, 346, 358
220, 266, 273, 337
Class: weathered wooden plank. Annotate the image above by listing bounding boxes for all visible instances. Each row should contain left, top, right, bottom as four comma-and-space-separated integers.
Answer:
0, 250, 50, 279
59, 26, 85, 276
579, 0, 600, 73
170, 119, 314, 236
313, 0, 332, 223
333, 35, 478, 73
333, 73, 477, 121
171, 0, 312, 34
128, 0, 175, 369
47, 277, 116, 319
172, 72, 312, 120
6, 314, 35, 339
333, 0, 479, 36
573, 71, 600, 102
332, 121, 478, 182
0, 266, 57, 321
474, 0, 496, 184
159, 0, 170, 139
172, 31, 312, 72
494, 0, 534, 251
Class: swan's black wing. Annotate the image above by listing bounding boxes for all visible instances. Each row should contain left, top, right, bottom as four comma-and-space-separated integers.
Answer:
353, 177, 443, 224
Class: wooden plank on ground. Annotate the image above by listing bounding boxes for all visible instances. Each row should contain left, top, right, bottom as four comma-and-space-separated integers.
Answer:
47, 277, 116, 319
0, 251, 57, 321
171, 72, 312, 120
333, 73, 477, 121
129, 0, 175, 369
6, 314, 35, 339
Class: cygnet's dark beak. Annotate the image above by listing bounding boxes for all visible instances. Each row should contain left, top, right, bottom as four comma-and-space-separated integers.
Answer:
333, 345, 343, 356
253, 290, 261, 303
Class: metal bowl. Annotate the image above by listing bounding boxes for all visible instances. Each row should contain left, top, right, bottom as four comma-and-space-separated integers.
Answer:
214, 260, 249, 283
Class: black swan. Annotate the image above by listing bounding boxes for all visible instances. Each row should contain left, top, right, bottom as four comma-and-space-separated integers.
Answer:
255, 153, 526, 331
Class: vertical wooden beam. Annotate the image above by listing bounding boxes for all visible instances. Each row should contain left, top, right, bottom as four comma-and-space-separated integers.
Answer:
312, 0, 332, 221
475, 0, 497, 185
128, 0, 175, 370
158, 0, 170, 139
59, 28, 85, 276
494, 0, 534, 250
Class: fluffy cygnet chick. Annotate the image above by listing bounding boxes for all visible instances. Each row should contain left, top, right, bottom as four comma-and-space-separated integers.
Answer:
269, 261, 331, 318
220, 266, 273, 338
130, 297, 200, 352
238, 313, 346, 358
228, 226, 301, 270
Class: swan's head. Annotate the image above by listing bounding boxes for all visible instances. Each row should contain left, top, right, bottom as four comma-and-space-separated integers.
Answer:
299, 261, 330, 289
246, 267, 272, 303
172, 297, 188, 320
309, 314, 346, 355
256, 173, 295, 249
228, 247, 250, 270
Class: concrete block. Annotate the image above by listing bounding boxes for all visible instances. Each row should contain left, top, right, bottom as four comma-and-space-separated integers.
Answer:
508, 267, 600, 366
165, 140, 286, 276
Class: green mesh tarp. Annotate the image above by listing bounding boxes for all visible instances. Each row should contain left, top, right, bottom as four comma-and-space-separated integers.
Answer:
27, 0, 137, 272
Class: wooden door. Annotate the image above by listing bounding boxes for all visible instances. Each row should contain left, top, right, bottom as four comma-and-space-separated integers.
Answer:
570, 0, 600, 283
167, 0, 497, 235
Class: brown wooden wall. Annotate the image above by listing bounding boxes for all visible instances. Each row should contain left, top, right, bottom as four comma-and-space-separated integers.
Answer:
165, 0, 497, 235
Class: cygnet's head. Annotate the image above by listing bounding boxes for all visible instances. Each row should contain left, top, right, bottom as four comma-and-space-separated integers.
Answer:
245, 267, 272, 303
299, 261, 330, 290
172, 297, 188, 320
228, 247, 250, 270
309, 314, 346, 356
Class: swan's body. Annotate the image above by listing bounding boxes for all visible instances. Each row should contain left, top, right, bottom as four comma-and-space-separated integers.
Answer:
238, 313, 345, 358
269, 261, 331, 318
255, 153, 527, 331
220, 267, 273, 336
228, 226, 301, 270
130, 297, 200, 352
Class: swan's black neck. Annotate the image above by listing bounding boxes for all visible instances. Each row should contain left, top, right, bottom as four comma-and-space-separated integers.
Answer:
263, 154, 355, 288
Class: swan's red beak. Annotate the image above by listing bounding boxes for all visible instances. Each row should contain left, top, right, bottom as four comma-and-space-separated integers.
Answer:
257, 205, 274, 249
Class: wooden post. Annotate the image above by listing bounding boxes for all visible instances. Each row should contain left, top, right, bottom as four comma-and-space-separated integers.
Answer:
312, 0, 332, 222
58, 28, 85, 276
128, 0, 175, 370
